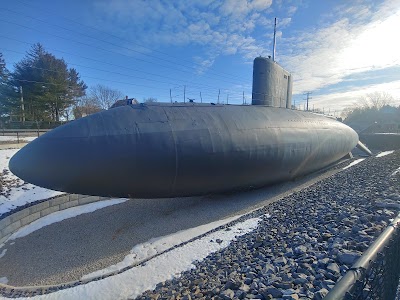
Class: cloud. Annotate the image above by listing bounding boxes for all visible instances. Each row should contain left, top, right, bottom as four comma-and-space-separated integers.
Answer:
280, 1, 400, 96
287, 6, 298, 16
93, 0, 274, 71
304, 80, 400, 114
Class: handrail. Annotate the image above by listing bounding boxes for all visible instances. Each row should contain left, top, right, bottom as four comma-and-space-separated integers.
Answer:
324, 213, 400, 300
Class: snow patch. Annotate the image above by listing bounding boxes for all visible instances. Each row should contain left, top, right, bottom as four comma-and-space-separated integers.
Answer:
7, 199, 128, 242
0, 277, 8, 284
343, 158, 365, 170
391, 167, 400, 177
0, 149, 63, 217
376, 150, 394, 158
0, 248, 6, 258
16, 217, 260, 300
81, 215, 242, 280
0, 136, 37, 143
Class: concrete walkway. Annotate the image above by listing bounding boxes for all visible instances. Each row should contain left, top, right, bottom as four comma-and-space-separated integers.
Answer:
0, 165, 342, 287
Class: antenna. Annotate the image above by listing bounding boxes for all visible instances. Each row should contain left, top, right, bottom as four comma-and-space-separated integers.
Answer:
272, 17, 277, 61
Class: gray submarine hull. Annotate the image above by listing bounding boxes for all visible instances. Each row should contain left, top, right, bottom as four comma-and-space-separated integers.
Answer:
9, 103, 358, 198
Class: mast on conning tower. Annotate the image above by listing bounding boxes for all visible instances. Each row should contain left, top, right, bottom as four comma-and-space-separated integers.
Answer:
272, 17, 277, 61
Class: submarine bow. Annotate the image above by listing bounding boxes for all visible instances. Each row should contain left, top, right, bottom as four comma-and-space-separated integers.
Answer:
9, 103, 358, 198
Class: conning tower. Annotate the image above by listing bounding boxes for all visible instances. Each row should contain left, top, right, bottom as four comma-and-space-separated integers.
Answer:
251, 56, 293, 108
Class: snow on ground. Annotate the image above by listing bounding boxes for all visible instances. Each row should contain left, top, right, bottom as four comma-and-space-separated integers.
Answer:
0, 136, 37, 143
0, 149, 62, 217
376, 150, 395, 158
0, 248, 6, 259
392, 167, 400, 177
343, 158, 365, 170
4, 199, 128, 244
16, 217, 260, 300
372, 133, 400, 135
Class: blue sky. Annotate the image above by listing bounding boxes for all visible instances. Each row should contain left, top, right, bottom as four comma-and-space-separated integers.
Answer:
1, 0, 399, 115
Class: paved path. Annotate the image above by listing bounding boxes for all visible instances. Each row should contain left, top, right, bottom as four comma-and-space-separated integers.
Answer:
0, 164, 343, 286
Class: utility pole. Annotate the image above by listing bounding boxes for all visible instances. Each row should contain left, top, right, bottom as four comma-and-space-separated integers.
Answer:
200, 92, 203, 103
170, 89, 172, 103
217, 89, 220, 104
20, 86, 25, 123
303, 92, 312, 111
226, 93, 229, 105
183, 86, 186, 103
242, 91, 245, 105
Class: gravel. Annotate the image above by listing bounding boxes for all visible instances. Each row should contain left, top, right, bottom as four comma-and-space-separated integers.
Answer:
134, 151, 400, 300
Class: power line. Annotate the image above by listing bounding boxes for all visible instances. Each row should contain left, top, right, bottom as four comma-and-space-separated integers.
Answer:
14, 77, 172, 92
0, 18, 243, 88
11, 0, 250, 82
0, 10, 248, 84
0, 43, 232, 94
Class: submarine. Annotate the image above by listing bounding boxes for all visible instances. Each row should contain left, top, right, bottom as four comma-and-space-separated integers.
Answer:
9, 56, 361, 198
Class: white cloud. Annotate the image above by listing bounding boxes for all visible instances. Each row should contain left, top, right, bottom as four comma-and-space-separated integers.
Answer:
94, 0, 273, 72
278, 18, 292, 28
287, 6, 298, 15
250, 0, 273, 11
280, 1, 400, 97
309, 80, 400, 114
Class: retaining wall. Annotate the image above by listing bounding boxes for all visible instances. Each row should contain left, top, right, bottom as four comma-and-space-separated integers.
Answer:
0, 194, 108, 247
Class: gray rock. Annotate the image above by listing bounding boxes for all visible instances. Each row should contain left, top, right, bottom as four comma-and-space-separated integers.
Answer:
273, 281, 293, 289
225, 279, 240, 290
263, 263, 275, 274
294, 245, 308, 255
314, 288, 329, 300
317, 258, 330, 266
326, 263, 340, 274
220, 289, 235, 299
282, 288, 297, 295
293, 277, 308, 285
275, 256, 287, 265
239, 284, 250, 293
337, 250, 361, 265
260, 287, 283, 298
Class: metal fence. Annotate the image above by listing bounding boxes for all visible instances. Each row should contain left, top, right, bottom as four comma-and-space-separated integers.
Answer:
325, 213, 400, 300
0, 129, 50, 143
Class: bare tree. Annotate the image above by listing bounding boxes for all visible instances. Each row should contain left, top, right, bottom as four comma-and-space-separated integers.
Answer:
73, 96, 102, 119
90, 84, 123, 110
342, 92, 397, 123
358, 92, 394, 110
143, 97, 158, 103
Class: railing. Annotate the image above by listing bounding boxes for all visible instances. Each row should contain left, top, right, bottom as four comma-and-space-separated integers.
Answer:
0, 129, 50, 143
325, 213, 400, 300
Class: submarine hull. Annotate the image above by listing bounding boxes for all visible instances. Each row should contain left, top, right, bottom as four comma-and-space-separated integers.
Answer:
9, 104, 358, 198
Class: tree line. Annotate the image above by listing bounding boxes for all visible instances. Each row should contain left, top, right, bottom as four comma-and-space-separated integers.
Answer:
342, 92, 399, 122
0, 43, 125, 126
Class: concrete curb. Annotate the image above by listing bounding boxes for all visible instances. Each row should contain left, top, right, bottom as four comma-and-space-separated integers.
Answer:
0, 194, 108, 248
